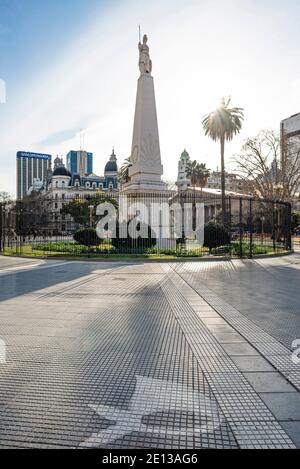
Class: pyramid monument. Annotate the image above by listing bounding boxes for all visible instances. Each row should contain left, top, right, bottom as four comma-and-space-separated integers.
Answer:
122, 34, 167, 193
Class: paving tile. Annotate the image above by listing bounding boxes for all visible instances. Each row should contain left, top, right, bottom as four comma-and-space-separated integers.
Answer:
230, 356, 275, 372
201, 318, 228, 326
280, 421, 300, 448
194, 311, 220, 318
221, 343, 260, 356
212, 332, 247, 344
259, 393, 300, 421
243, 372, 297, 393
205, 324, 237, 334
0, 257, 297, 449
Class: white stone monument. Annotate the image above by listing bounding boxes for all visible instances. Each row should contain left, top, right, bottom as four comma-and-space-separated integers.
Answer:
120, 34, 175, 249
122, 34, 167, 193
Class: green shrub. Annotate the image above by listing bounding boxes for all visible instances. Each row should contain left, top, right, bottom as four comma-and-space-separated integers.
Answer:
73, 228, 100, 247
34, 241, 116, 255
211, 245, 231, 255
111, 221, 156, 252
204, 222, 230, 253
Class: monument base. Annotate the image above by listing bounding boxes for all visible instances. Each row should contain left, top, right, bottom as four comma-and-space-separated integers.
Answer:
120, 179, 169, 194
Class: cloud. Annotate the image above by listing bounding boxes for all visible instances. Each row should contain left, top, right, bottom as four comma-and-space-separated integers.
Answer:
34, 128, 82, 148
1, 0, 300, 195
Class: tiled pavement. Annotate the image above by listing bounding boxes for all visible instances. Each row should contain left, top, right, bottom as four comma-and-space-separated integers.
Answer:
0, 254, 299, 448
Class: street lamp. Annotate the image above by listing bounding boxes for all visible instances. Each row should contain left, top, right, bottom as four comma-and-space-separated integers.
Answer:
88, 205, 94, 228
261, 215, 265, 244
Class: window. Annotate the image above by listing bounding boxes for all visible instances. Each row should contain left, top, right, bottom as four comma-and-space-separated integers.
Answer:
99, 183, 103, 190
55, 181, 58, 188
92, 182, 97, 190
62, 181, 65, 188
86, 182, 90, 188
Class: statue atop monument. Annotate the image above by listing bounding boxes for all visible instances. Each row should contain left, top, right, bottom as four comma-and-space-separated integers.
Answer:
138, 34, 152, 75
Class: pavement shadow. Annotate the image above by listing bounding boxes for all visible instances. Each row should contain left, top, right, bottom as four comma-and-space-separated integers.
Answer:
0, 259, 138, 303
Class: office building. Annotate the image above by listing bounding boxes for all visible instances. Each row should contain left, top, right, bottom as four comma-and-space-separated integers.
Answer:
16, 151, 52, 199
66, 150, 93, 177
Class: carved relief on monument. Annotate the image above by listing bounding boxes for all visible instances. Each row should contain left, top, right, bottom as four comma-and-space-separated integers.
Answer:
131, 144, 139, 165
140, 133, 160, 167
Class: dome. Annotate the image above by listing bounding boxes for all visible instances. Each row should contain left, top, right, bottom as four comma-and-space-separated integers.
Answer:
104, 149, 118, 174
53, 165, 71, 177
181, 149, 190, 159
105, 160, 118, 172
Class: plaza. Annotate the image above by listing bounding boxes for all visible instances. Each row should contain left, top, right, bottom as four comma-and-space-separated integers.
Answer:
0, 253, 299, 449
1, 0, 300, 454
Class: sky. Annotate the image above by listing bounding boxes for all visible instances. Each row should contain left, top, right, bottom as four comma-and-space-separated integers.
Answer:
0, 0, 299, 195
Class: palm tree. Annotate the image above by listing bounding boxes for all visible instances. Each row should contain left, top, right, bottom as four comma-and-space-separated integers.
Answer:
118, 157, 132, 185
186, 160, 199, 190
202, 97, 244, 224
196, 163, 211, 192
186, 161, 211, 192
186, 161, 211, 232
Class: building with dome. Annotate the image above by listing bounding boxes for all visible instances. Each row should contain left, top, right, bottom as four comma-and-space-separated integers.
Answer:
176, 149, 192, 191
26, 149, 119, 196
22, 150, 119, 233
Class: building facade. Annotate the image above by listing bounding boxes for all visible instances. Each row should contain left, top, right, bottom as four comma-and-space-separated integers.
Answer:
67, 150, 93, 177
43, 150, 119, 233
281, 112, 300, 202
16, 151, 52, 200
281, 112, 300, 140
175, 150, 251, 195
207, 171, 251, 195
176, 149, 192, 191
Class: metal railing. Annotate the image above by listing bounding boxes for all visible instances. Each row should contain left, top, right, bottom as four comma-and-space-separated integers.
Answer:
0, 192, 292, 259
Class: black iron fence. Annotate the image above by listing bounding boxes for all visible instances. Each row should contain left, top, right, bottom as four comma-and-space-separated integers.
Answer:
0, 191, 292, 259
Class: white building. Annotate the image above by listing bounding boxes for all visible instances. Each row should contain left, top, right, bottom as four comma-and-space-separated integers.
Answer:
281, 112, 300, 138
281, 112, 300, 199
176, 149, 192, 191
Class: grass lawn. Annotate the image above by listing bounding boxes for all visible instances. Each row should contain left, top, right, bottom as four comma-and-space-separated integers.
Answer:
1, 241, 289, 261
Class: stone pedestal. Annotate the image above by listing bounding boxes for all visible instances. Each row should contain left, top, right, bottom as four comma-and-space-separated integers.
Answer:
122, 73, 167, 194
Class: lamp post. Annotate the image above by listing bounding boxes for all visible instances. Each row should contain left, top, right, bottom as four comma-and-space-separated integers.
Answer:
273, 183, 284, 246
88, 205, 94, 228
261, 215, 265, 244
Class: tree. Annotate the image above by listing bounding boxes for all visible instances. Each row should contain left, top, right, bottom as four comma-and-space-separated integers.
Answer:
118, 157, 132, 185
0, 192, 13, 203
202, 97, 244, 223
74, 228, 100, 247
111, 221, 156, 252
204, 221, 230, 253
196, 163, 211, 192
291, 211, 300, 232
186, 161, 211, 232
61, 193, 118, 227
233, 129, 300, 201
186, 161, 210, 191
